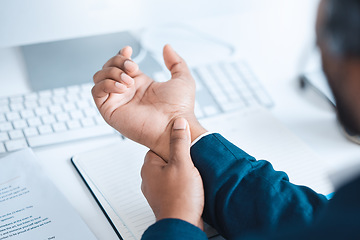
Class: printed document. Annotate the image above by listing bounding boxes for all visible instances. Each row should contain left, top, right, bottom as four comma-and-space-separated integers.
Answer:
0, 149, 97, 240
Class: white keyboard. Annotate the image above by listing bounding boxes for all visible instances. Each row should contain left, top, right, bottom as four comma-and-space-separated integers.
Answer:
0, 60, 273, 154
0, 84, 115, 154
155, 60, 273, 118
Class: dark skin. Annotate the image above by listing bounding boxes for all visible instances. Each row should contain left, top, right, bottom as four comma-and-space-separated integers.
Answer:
317, 0, 360, 135
92, 0, 360, 231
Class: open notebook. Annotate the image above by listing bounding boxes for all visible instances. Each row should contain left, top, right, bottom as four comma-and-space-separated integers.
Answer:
72, 107, 334, 240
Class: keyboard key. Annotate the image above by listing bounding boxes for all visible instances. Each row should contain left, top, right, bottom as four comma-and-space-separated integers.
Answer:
27, 125, 114, 148
81, 118, 95, 127
35, 107, 49, 116
0, 98, 9, 105
38, 125, 53, 135
254, 89, 273, 107
0, 114, 5, 122
52, 122, 67, 132
0, 143, 5, 153
27, 117, 42, 127
194, 102, 204, 119
20, 109, 35, 119
13, 120, 28, 129
23, 127, 39, 137
63, 103, 76, 112
68, 85, 80, 93
53, 87, 66, 96
53, 96, 66, 105
9, 130, 24, 139
10, 103, 24, 111
56, 112, 70, 122
81, 83, 94, 92
25, 101, 39, 109
76, 100, 91, 109
39, 98, 52, 107
5, 139, 28, 152
94, 116, 107, 125
70, 110, 84, 120
49, 105, 62, 114
41, 115, 56, 124
0, 132, 9, 141
0, 122, 13, 131
5, 112, 20, 121
83, 107, 98, 117
0, 106, 10, 113
66, 120, 81, 129
66, 93, 80, 102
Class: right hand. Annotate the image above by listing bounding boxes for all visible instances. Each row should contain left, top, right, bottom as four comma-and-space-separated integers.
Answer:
92, 45, 206, 161
141, 118, 205, 229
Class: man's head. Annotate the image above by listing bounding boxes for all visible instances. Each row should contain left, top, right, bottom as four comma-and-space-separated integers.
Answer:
316, 0, 360, 135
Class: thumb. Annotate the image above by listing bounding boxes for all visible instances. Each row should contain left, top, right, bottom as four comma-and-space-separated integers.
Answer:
169, 118, 192, 166
163, 44, 191, 80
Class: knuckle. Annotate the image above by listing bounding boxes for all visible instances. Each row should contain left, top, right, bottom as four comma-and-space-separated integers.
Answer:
93, 70, 101, 82
108, 67, 120, 78
170, 135, 187, 145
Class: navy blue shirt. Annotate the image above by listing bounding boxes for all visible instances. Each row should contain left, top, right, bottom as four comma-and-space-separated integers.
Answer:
142, 134, 360, 239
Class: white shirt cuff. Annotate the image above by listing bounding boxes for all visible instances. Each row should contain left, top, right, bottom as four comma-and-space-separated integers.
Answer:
191, 132, 214, 146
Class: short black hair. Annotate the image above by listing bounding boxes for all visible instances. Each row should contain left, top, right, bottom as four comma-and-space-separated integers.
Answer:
321, 0, 360, 57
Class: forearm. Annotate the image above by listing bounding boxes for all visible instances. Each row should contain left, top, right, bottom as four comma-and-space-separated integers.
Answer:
190, 134, 328, 239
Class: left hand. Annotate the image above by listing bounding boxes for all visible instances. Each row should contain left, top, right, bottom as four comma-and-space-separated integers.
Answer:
140, 118, 205, 229
92, 45, 206, 161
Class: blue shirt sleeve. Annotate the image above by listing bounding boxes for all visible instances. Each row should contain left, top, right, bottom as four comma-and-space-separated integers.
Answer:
190, 134, 328, 239
142, 219, 207, 240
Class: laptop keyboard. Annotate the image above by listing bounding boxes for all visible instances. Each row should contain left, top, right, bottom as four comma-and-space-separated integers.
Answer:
0, 60, 273, 154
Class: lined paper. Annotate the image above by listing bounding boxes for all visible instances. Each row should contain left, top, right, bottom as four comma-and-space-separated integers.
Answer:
200, 107, 334, 195
73, 141, 153, 240
73, 107, 334, 239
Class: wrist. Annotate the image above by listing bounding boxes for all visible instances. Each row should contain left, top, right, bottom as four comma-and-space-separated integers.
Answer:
154, 114, 206, 161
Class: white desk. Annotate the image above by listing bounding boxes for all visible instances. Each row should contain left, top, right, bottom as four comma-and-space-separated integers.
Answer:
1, 1, 360, 239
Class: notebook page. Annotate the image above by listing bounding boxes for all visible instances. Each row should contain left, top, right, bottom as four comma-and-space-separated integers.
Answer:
199, 107, 334, 195
73, 141, 153, 240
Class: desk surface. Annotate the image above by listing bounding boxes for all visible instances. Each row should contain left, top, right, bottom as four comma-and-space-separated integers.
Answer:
1, 0, 360, 239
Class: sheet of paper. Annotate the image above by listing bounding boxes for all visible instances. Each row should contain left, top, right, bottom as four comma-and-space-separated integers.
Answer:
73, 141, 153, 240
200, 107, 334, 195
0, 149, 97, 240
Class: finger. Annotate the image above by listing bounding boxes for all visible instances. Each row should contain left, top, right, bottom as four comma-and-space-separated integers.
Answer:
169, 118, 192, 166
102, 55, 142, 78
163, 44, 191, 80
91, 79, 128, 100
93, 68, 134, 87
118, 46, 133, 59
141, 151, 167, 180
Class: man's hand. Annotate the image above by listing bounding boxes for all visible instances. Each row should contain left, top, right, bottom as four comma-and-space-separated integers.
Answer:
141, 118, 205, 229
92, 45, 206, 161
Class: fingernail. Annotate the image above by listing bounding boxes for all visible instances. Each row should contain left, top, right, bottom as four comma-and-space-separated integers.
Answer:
115, 82, 124, 89
173, 118, 187, 130
121, 73, 134, 86
124, 60, 138, 72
